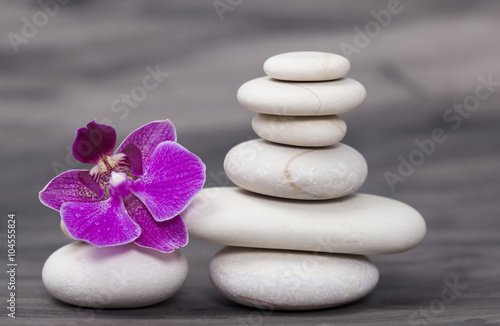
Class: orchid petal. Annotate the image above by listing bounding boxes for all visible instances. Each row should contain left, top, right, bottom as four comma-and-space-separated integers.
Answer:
120, 143, 143, 176
39, 170, 103, 211
115, 120, 176, 168
131, 141, 205, 222
72, 120, 116, 164
61, 198, 140, 247
78, 171, 104, 198
124, 195, 188, 252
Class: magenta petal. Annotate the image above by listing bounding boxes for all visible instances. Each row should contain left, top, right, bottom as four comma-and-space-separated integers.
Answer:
61, 198, 141, 247
72, 120, 116, 164
78, 171, 104, 198
120, 143, 143, 176
39, 170, 103, 211
131, 141, 205, 222
125, 195, 188, 252
115, 120, 176, 168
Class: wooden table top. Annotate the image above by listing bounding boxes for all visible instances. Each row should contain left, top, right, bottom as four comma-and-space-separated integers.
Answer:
1, 1, 500, 325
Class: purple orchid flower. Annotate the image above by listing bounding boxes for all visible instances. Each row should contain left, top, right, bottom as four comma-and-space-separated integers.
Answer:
39, 120, 206, 253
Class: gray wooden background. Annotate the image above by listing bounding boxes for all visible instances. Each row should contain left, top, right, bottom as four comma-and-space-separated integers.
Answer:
1, 1, 499, 325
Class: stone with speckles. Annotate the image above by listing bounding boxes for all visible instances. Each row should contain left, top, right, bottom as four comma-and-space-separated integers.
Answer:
183, 187, 427, 255
224, 139, 367, 200
42, 241, 188, 308
263, 51, 351, 81
209, 247, 379, 310
237, 77, 366, 116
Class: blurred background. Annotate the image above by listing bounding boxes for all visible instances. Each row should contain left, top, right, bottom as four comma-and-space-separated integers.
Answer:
1, 0, 499, 324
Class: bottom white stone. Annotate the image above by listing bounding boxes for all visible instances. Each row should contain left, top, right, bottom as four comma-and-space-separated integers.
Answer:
209, 246, 379, 310
42, 241, 188, 308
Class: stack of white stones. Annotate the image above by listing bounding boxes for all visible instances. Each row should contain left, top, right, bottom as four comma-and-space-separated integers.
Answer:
183, 51, 426, 310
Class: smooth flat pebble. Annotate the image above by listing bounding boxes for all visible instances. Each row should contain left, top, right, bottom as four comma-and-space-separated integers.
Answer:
183, 187, 427, 255
237, 77, 366, 116
252, 113, 347, 147
263, 51, 351, 81
209, 247, 379, 310
224, 139, 367, 200
42, 241, 188, 308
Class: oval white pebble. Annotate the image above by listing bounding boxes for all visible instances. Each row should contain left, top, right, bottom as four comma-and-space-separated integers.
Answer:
237, 77, 366, 116
224, 139, 367, 200
209, 247, 379, 310
252, 113, 347, 147
42, 242, 188, 308
183, 187, 427, 255
264, 51, 351, 81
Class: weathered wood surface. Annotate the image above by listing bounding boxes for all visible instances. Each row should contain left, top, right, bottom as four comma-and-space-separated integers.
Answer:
1, 1, 500, 325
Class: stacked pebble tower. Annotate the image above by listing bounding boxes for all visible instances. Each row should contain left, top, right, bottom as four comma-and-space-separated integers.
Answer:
183, 51, 426, 310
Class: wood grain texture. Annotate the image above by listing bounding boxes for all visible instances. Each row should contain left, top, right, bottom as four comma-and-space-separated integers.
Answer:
1, 1, 500, 325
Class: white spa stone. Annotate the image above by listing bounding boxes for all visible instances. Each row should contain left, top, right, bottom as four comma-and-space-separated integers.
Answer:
209, 247, 379, 310
183, 187, 427, 255
224, 139, 367, 200
237, 77, 366, 116
263, 51, 351, 81
252, 113, 347, 147
42, 241, 188, 308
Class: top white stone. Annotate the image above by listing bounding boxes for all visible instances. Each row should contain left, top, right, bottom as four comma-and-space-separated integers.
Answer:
264, 51, 351, 81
